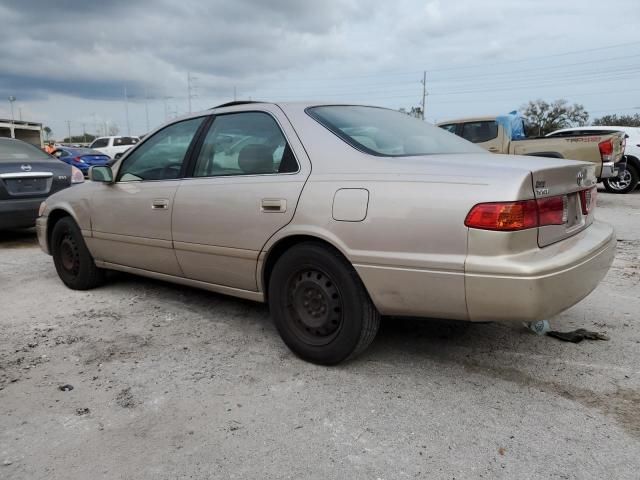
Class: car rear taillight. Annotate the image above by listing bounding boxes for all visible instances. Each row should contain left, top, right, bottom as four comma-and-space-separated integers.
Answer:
71, 166, 85, 184
579, 186, 597, 215
537, 195, 568, 225
598, 139, 614, 162
464, 200, 538, 231
465, 193, 576, 231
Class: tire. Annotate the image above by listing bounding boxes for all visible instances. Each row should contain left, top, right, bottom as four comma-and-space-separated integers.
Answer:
268, 242, 380, 365
51, 217, 105, 290
603, 164, 639, 194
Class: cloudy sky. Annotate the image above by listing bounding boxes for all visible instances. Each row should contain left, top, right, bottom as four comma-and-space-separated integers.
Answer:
1, 0, 639, 139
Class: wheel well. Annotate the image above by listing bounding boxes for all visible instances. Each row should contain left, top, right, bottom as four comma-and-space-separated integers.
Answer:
262, 235, 346, 297
46, 209, 72, 252
624, 155, 640, 172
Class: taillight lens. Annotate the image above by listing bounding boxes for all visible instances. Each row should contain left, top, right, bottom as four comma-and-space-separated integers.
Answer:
466, 193, 581, 231
579, 186, 597, 215
465, 200, 538, 231
73, 156, 86, 164
71, 166, 85, 184
537, 195, 568, 225
599, 139, 614, 162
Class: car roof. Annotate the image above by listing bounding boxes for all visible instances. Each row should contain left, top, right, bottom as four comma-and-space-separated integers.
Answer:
58, 147, 104, 154
94, 135, 140, 140
435, 116, 499, 125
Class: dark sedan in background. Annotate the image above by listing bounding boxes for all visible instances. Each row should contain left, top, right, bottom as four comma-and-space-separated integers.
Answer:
0, 138, 83, 230
52, 147, 112, 175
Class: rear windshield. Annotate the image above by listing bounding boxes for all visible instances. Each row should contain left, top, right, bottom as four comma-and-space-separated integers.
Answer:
0, 138, 52, 162
307, 106, 483, 156
114, 137, 139, 146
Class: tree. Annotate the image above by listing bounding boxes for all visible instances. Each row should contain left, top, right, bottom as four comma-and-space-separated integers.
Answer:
521, 99, 589, 136
398, 106, 423, 119
62, 134, 96, 144
592, 113, 640, 127
43, 126, 52, 141
108, 124, 119, 136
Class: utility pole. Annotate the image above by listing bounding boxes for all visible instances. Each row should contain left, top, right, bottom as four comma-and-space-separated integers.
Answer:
144, 87, 150, 133
8, 96, 16, 123
124, 86, 131, 136
163, 96, 173, 121
420, 71, 427, 120
187, 72, 197, 113
66, 120, 72, 143
81, 123, 87, 143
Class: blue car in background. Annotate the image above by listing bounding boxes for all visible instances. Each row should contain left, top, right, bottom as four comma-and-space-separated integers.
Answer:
52, 147, 112, 175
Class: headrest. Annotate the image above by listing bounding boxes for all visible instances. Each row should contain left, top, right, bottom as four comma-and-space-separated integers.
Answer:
238, 144, 274, 174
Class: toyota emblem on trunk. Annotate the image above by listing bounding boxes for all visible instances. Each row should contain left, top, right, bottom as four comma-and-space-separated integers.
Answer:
21, 164, 32, 172
576, 170, 585, 186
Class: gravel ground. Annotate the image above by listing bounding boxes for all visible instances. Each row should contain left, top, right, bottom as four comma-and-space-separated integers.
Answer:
1, 188, 639, 480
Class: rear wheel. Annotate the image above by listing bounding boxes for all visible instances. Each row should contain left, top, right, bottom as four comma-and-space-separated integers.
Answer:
268, 242, 380, 365
603, 164, 639, 194
51, 217, 105, 290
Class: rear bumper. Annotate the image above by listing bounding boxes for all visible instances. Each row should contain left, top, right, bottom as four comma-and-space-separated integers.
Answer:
0, 198, 43, 229
600, 161, 618, 179
465, 221, 615, 322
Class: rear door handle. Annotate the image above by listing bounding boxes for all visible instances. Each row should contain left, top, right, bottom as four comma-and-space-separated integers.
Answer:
261, 198, 286, 213
151, 199, 169, 210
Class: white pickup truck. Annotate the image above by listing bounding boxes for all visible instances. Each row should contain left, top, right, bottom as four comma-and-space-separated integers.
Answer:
89, 136, 139, 159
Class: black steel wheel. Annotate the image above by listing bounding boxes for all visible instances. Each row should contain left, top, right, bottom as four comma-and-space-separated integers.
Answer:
285, 267, 344, 346
268, 242, 380, 365
51, 217, 105, 290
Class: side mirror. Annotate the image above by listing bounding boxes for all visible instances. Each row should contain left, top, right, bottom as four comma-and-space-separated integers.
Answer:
89, 165, 114, 183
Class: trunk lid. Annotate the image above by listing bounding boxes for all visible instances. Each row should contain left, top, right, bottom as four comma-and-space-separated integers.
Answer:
531, 162, 598, 247
0, 160, 72, 200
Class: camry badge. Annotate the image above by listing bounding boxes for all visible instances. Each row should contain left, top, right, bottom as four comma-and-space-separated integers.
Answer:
21, 164, 32, 172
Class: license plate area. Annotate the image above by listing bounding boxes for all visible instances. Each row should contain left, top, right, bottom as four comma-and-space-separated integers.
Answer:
3, 176, 52, 196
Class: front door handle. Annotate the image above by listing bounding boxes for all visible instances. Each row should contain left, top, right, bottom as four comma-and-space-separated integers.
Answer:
261, 198, 286, 213
488, 147, 500, 152
151, 199, 169, 210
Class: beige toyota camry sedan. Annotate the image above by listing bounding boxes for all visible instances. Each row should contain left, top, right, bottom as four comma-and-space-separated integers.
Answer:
37, 102, 616, 364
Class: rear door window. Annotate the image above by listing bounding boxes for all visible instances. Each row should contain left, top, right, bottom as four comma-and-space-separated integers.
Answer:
461, 121, 499, 143
114, 137, 139, 146
91, 138, 109, 148
193, 112, 298, 177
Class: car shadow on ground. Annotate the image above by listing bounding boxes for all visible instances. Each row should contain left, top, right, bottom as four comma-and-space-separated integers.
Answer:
0, 228, 38, 248
108, 270, 535, 365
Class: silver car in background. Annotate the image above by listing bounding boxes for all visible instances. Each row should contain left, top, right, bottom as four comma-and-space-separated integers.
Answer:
36, 102, 616, 364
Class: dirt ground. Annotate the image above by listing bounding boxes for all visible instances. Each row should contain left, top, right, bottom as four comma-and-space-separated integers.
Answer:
1, 188, 639, 480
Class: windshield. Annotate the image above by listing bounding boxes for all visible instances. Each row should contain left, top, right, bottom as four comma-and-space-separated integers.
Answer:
307, 106, 484, 156
0, 138, 52, 162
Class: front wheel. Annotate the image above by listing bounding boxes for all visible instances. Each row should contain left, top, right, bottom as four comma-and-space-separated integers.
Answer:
51, 217, 105, 290
603, 164, 639, 194
268, 242, 380, 365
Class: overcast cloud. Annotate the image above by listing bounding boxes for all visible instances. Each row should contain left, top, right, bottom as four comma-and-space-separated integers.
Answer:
1, 0, 639, 138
